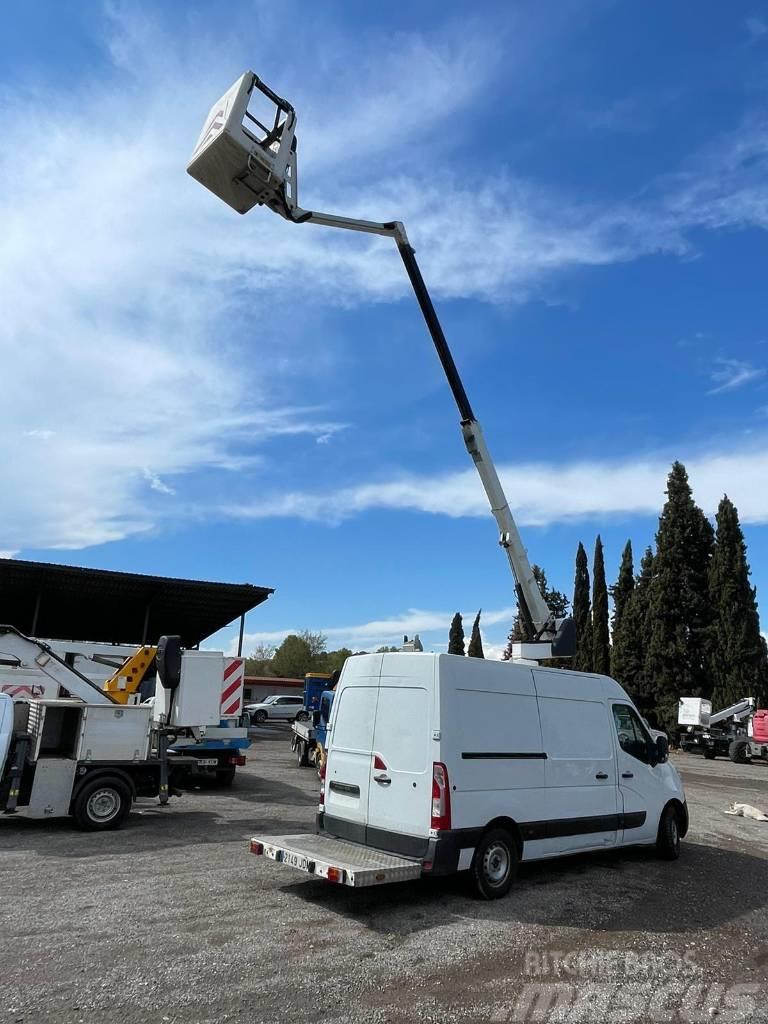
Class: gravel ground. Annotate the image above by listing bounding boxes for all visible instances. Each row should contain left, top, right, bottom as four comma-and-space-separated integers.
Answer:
3, 730, 768, 1024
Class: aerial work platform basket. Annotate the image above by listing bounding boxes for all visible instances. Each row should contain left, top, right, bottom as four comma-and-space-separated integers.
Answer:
187, 71, 298, 216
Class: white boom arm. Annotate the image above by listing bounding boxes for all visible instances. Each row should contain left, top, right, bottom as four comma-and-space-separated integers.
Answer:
709, 697, 755, 727
0, 626, 116, 705
285, 214, 558, 641
186, 72, 573, 651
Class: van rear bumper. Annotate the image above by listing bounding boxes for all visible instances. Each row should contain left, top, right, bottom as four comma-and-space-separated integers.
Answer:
317, 813, 482, 876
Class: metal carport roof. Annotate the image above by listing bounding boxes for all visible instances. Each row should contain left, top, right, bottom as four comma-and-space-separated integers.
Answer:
0, 558, 273, 650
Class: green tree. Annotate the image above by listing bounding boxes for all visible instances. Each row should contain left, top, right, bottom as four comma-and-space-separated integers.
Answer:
270, 634, 315, 678
572, 542, 592, 672
467, 610, 484, 658
317, 647, 353, 674
646, 462, 714, 731
611, 540, 635, 640
448, 612, 465, 656
591, 536, 610, 675
375, 646, 400, 653
245, 642, 276, 676
612, 546, 655, 714
708, 496, 768, 709
502, 615, 527, 659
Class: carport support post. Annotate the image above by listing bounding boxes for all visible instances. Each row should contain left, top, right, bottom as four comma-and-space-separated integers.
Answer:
237, 613, 245, 657
141, 602, 151, 645
30, 590, 41, 636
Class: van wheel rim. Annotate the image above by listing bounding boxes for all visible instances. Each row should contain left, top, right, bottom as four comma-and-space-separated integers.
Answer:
483, 842, 510, 884
87, 789, 120, 822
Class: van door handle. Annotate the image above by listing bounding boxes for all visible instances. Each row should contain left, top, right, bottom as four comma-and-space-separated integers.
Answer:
595, 772, 609, 780
373, 773, 391, 785
622, 772, 634, 779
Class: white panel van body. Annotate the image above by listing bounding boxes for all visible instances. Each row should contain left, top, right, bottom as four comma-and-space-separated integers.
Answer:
314, 652, 686, 895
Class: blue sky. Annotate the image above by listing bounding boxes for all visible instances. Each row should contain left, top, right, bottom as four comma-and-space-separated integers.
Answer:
3, 2, 768, 658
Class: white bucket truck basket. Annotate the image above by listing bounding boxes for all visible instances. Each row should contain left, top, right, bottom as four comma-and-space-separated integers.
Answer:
187, 71, 298, 217
678, 697, 712, 727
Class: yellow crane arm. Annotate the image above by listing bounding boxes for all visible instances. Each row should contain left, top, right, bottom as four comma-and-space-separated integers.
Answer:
103, 646, 157, 704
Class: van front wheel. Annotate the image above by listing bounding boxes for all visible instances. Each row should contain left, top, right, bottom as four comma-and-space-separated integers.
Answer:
471, 828, 518, 900
656, 804, 681, 860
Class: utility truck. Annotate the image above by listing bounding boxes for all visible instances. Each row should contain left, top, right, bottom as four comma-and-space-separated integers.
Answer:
0, 628, 197, 829
678, 696, 768, 763
0, 638, 249, 785
187, 73, 686, 897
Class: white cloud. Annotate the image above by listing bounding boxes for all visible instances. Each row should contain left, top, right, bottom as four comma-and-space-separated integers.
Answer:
745, 15, 768, 41
707, 358, 765, 394
5, 10, 768, 552
228, 442, 768, 527
143, 469, 176, 496
235, 605, 515, 655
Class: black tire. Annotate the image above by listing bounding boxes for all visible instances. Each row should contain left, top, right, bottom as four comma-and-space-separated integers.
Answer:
215, 767, 236, 787
729, 739, 751, 764
471, 828, 518, 900
296, 743, 310, 768
656, 804, 682, 860
72, 775, 132, 832
253, 710, 267, 725
703, 748, 716, 760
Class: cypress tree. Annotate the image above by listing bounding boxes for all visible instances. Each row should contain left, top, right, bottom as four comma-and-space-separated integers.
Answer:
592, 535, 610, 675
708, 496, 768, 709
611, 540, 635, 638
614, 546, 654, 716
573, 542, 592, 672
467, 610, 485, 658
448, 612, 465, 656
646, 462, 714, 731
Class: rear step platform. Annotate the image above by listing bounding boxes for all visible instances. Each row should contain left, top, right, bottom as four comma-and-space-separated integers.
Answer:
250, 833, 423, 887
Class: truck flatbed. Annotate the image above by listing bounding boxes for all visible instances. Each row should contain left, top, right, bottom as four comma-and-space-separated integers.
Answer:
249, 832, 423, 887
292, 719, 315, 742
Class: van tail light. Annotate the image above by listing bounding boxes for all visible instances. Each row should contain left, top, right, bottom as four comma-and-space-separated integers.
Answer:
373, 754, 387, 770
431, 762, 451, 831
229, 754, 247, 766
319, 760, 326, 806
250, 840, 264, 856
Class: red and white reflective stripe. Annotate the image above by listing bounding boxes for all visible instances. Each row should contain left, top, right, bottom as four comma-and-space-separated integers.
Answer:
221, 658, 244, 716
1, 683, 45, 698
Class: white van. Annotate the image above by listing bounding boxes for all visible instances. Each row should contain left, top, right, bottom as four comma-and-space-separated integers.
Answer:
250, 653, 687, 899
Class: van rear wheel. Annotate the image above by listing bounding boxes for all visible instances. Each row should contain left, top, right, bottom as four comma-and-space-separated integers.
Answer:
471, 828, 518, 900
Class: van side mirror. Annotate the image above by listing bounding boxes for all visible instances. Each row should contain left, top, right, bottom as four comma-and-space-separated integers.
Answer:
655, 735, 669, 765
157, 635, 182, 691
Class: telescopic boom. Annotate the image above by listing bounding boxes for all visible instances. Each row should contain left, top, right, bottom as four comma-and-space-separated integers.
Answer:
187, 72, 574, 656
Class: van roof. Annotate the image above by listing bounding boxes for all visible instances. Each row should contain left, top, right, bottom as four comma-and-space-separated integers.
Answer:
341, 651, 630, 702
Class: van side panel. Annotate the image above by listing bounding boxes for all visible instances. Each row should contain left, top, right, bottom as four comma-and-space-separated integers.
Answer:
533, 670, 619, 854
439, 658, 548, 842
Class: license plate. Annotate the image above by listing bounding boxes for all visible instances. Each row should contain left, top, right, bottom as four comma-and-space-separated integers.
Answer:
281, 851, 310, 871
197, 758, 218, 767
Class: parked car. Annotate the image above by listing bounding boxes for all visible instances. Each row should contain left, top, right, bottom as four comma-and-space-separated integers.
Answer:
246, 694, 305, 725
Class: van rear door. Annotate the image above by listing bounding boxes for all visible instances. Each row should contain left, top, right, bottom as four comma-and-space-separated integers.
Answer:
324, 655, 383, 844
365, 655, 433, 855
